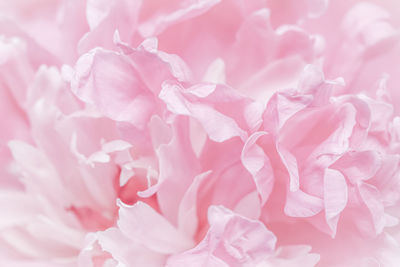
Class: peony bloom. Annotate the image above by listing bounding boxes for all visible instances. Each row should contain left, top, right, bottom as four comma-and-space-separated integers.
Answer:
1, 0, 400, 266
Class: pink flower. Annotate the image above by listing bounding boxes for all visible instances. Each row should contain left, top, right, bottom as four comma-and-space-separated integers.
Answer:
1, 0, 400, 267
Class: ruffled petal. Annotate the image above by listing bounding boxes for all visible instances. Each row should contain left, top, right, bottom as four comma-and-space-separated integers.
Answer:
167, 206, 277, 266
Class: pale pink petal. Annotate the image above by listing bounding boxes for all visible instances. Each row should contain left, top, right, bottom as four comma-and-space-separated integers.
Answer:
277, 146, 300, 192
241, 132, 275, 205
79, 0, 141, 54
117, 200, 194, 254
167, 206, 277, 267
0, 192, 40, 229
285, 189, 324, 217
226, 10, 319, 96
178, 170, 212, 237
262, 245, 320, 267
267, 0, 329, 26
148, 117, 200, 224
159, 82, 248, 142
331, 151, 381, 185
323, 168, 348, 237
8, 140, 67, 207
115, 36, 193, 91
358, 182, 385, 235
71, 48, 154, 127
0, 36, 35, 104
96, 228, 165, 267
138, 0, 221, 37
263, 90, 313, 135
